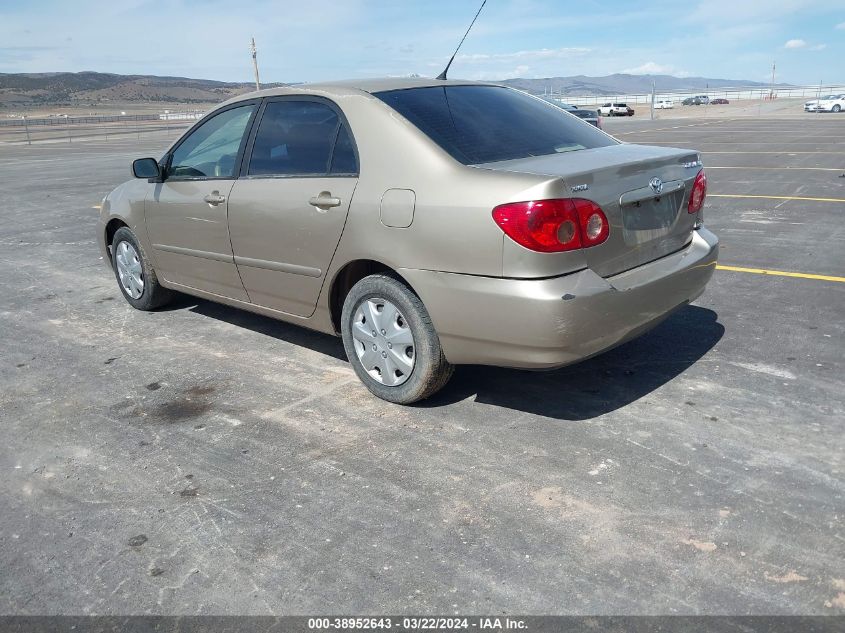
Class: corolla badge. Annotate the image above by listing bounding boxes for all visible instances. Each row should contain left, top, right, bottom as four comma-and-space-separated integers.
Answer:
649, 177, 664, 195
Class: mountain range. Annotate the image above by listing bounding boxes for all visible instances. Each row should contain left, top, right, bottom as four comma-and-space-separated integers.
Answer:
0, 72, 281, 107
0, 71, 792, 107
500, 74, 792, 96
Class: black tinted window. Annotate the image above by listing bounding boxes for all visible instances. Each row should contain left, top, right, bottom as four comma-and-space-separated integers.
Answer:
375, 86, 615, 165
330, 124, 358, 174
249, 101, 341, 176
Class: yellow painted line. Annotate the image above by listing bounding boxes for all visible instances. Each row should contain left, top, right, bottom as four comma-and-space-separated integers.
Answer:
628, 130, 843, 134
707, 166, 844, 171
710, 194, 845, 203
703, 151, 844, 154
717, 265, 845, 283
642, 140, 844, 144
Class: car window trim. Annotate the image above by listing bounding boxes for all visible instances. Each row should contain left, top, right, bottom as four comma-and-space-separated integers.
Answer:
238, 95, 360, 180
161, 100, 261, 182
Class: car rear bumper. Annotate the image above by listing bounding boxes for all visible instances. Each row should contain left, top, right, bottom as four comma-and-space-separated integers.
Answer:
398, 227, 719, 368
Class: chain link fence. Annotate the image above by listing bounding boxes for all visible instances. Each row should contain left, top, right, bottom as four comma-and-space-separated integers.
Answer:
0, 111, 205, 145
544, 84, 845, 107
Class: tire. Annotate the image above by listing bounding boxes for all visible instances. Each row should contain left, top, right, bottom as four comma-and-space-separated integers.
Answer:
341, 273, 453, 404
111, 226, 172, 310
833, 105, 841, 113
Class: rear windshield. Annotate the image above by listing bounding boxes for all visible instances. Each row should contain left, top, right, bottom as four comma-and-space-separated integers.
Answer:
373, 85, 616, 165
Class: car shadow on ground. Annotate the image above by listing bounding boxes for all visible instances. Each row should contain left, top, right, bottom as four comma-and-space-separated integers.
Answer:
164, 294, 348, 362
422, 305, 724, 420
169, 296, 722, 421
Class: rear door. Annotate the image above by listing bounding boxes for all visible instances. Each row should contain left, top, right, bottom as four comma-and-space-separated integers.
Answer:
145, 102, 258, 300
227, 97, 359, 317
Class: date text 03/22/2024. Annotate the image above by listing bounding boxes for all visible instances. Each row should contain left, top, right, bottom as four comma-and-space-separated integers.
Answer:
307, 617, 528, 630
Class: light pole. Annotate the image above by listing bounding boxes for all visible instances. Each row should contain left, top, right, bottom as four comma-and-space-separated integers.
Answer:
650, 80, 655, 120
250, 37, 261, 91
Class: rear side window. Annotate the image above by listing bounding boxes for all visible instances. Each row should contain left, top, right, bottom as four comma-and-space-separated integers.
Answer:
374, 85, 615, 165
330, 124, 357, 174
248, 100, 357, 176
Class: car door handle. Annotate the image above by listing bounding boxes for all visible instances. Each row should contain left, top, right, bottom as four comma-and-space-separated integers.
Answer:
309, 193, 342, 209
203, 192, 226, 206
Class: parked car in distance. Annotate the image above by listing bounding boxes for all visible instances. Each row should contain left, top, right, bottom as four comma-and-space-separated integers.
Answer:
710, 98, 729, 105
539, 99, 582, 113
569, 108, 602, 129
682, 96, 710, 106
804, 94, 845, 112
598, 102, 635, 116
98, 78, 717, 404
539, 97, 602, 128
654, 99, 674, 109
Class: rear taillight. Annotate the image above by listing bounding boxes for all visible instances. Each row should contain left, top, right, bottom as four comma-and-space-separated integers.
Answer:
492, 198, 610, 253
688, 169, 707, 213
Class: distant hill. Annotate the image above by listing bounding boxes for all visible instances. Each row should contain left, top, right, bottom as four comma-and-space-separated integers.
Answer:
0, 71, 286, 107
0, 71, 792, 107
501, 73, 793, 96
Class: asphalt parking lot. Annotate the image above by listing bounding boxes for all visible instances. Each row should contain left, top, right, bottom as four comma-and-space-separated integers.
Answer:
0, 114, 842, 615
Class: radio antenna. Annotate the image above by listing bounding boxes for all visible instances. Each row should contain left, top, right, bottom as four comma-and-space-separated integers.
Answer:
436, 0, 487, 80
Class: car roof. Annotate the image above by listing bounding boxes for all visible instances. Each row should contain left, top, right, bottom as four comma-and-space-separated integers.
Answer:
220, 77, 499, 106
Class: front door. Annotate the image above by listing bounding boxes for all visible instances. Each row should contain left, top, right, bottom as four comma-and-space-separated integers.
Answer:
145, 102, 257, 300
227, 98, 359, 317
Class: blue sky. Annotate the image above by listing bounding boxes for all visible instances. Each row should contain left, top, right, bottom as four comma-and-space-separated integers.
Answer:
1, 0, 842, 85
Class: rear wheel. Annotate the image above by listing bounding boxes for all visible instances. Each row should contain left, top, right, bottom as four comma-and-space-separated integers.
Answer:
111, 227, 172, 310
341, 274, 453, 404
833, 104, 842, 113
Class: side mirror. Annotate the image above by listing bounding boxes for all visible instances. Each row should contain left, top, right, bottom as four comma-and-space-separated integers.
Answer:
132, 157, 161, 181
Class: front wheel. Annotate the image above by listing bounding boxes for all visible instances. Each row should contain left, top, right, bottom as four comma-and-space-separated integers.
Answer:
341, 274, 453, 404
111, 227, 172, 310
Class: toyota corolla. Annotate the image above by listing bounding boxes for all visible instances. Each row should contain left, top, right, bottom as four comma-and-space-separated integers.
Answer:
98, 78, 718, 404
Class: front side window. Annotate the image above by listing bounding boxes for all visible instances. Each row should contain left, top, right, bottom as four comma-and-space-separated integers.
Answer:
169, 104, 256, 178
375, 86, 616, 165
248, 100, 356, 176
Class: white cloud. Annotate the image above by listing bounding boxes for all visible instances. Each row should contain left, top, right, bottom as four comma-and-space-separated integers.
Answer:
836, 22, 845, 30
620, 62, 690, 77
457, 47, 592, 63
784, 39, 828, 51
450, 47, 593, 81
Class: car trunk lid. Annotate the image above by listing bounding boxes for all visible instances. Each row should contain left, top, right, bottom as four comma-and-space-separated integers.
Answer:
476, 143, 702, 277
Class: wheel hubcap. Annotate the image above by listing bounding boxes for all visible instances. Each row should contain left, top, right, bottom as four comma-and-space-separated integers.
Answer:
115, 241, 144, 299
351, 298, 415, 387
